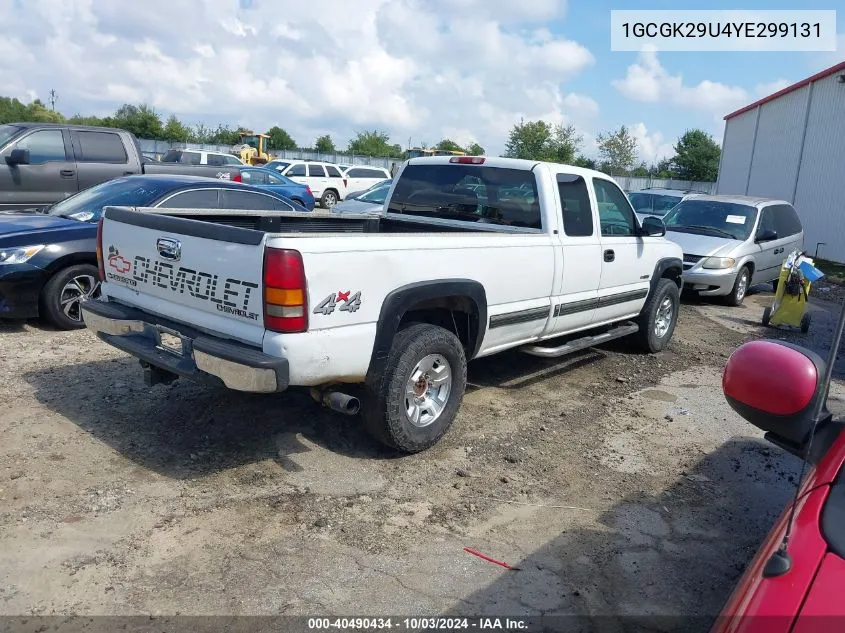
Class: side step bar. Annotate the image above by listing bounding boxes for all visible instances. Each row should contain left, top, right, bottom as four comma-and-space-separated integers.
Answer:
520, 322, 640, 358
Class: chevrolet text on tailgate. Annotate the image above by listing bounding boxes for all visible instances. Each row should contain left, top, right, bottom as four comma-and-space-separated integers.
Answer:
82, 156, 683, 452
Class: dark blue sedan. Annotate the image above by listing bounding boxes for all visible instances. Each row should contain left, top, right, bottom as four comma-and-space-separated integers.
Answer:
0, 174, 307, 330
238, 167, 316, 210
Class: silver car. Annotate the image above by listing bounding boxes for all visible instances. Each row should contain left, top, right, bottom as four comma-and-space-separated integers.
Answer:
663, 195, 804, 306
332, 179, 391, 214
628, 188, 708, 224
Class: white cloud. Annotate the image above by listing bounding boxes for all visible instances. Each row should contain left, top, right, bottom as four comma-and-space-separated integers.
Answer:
612, 47, 749, 116
0, 0, 596, 154
754, 79, 791, 98
629, 122, 674, 164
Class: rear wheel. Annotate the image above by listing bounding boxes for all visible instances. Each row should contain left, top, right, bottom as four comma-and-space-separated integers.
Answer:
801, 312, 811, 333
726, 266, 751, 307
321, 189, 338, 209
635, 278, 680, 353
41, 264, 100, 330
762, 306, 772, 326
361, 323, 467, 453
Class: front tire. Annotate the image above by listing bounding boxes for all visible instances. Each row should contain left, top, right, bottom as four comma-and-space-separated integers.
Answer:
801, 312, 811, 333
320, 189, 338, 209
726, 266, 751, 307
635, 278, 680, 353
40, 264, 100, 330
762, 306, 772, 326
361, 323, 467, 453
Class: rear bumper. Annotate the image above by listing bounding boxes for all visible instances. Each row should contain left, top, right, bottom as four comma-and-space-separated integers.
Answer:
0, 265, 47, 319
81, 299, 289, 393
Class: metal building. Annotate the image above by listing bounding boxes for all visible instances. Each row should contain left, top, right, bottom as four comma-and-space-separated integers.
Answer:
716, 60, 845, 262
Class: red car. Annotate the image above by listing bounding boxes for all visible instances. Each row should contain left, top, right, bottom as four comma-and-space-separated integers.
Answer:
714, 338, 845, 633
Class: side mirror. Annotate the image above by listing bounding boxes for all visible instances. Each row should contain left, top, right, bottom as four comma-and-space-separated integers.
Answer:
640, 216, 666, 237
5, 148, 30, 166
756, 228, 778, 242
723, 340, 829, 459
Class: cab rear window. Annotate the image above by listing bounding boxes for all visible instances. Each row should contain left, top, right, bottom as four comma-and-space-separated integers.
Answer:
387, 164, 541, 230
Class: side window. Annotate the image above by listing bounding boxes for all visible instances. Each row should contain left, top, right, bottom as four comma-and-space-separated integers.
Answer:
225, 155, 242, 165
557, 174, 593, 237
287, 164, 306, 177
325, 165, 342, 178
757, 206, 777, 236
185, 152, 201, 165
11, 130, 66, 164
157, 189, 220, 209
265, 172, 283, 184
74, 131, 128, 163
362, 168, 384, 178
593, 179, 636, 237
206, 154, 226, 166
221, 190, 279, 210
241, 170, 267, 185
347, 168, 365, 178
308, 164, 326, 177
774, 204, 802, 237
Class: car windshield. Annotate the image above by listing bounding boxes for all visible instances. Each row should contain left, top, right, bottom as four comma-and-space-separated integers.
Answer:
0, 124, 23, 148
266, 160, 290, 171
358, 182, 391, 204
651, 194, 683, 214
387, 164, 541, 229
663, 200, 758, 241
47, 178, 172, 222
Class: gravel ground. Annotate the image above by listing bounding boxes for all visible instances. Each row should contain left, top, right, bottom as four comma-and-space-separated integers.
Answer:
1, 285, 843, 631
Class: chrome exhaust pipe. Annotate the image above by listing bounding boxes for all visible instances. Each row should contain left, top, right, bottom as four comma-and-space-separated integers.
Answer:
311, 387, 360, 415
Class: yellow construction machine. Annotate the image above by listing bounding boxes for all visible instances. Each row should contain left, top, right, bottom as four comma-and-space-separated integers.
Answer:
236, 132, 271, 165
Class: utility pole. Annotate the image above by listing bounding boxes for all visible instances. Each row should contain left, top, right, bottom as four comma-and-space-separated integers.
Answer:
48, 89, 58, 111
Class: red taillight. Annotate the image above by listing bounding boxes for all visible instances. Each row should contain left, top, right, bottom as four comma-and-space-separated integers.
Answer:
232, 172, 243, 182
263, 248, 308, 333
306, 185, 312, 194
449, 156, 485, 164
96, 218, 105, 281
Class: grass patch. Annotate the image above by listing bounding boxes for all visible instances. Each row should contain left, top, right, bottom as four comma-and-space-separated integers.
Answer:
814, 258, 845, 283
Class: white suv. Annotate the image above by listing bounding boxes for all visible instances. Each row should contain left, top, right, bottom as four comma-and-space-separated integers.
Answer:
271, 160, 347, 208
342, 165, 392, 197
161, 149, 245, 167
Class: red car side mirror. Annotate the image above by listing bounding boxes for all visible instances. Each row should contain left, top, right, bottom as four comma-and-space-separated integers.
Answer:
723, 340, 827, 458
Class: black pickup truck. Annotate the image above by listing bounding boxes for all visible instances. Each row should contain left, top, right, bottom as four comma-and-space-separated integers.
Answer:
0, 123, 242, 212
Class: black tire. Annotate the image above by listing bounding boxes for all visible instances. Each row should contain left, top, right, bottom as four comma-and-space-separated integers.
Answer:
635, 278, 680, 353
361, 323, 467, 453
762, 306, 772, 326
772, 278, 779, 293
726, 266, 751, 307
801, 312, 811, 334
320, 189, 338, 208
40, 264, 100, 330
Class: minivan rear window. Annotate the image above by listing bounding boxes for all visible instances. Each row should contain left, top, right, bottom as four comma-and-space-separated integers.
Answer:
387, 164, 541, 229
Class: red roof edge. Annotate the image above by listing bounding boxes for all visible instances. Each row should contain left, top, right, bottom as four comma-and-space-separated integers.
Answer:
724, 59, 845, 120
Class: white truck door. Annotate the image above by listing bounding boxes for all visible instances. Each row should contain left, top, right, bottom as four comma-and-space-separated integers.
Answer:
550, 172, 601, 333
591, 177, 652, 323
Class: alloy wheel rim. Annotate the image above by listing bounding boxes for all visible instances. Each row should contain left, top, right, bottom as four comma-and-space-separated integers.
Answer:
654, 296, 674, 338
60, 274, 100, 322
404, 354, 453, 428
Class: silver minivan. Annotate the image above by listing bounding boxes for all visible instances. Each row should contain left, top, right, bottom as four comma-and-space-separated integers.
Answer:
662, 195, 804, 306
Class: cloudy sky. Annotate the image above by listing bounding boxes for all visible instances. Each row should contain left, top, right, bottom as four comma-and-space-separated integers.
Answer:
1, 0, 842, 162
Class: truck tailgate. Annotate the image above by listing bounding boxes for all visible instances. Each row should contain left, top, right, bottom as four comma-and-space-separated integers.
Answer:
100, 207, 267, 346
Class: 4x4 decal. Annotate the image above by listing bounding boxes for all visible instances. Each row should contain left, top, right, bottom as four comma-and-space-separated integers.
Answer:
313, 290, 362, 315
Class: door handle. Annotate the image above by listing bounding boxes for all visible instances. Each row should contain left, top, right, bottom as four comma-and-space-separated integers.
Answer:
604, 249, 615, 262
123, 171, 134, 175
60, 169, 75, 178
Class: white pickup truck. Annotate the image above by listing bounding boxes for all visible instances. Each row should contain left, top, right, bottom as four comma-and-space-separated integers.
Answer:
82, 156, 683, 452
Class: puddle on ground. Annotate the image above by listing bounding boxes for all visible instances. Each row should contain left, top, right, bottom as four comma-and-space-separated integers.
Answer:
640, 389, 678, 403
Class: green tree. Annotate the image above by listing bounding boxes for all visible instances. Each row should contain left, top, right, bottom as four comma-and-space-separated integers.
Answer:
572, 155, 597, 169
314, 134, 336, 153
596, 125, 637, 174
436, 138, 463, 152
631, 161, 650, 177
671, 129, 720, 181
348, 130, 401, 157
503, 119, 582, 163
266, 125, 297, 150
162, 114, 190, 142
112, 104, 164, 139
652, 157, 676, 178
25, 99, 65, 123
466, 142, 485, 156
0, 96, 29, 124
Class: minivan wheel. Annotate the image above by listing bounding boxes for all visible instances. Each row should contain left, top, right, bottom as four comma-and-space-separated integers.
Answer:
41, 264, 101, 330
726, 266, 751, 307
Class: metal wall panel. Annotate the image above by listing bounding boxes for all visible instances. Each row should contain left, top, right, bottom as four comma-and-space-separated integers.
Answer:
716, 110, 758, 194
746, 86, 809, 201
793, 74, 845, 263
